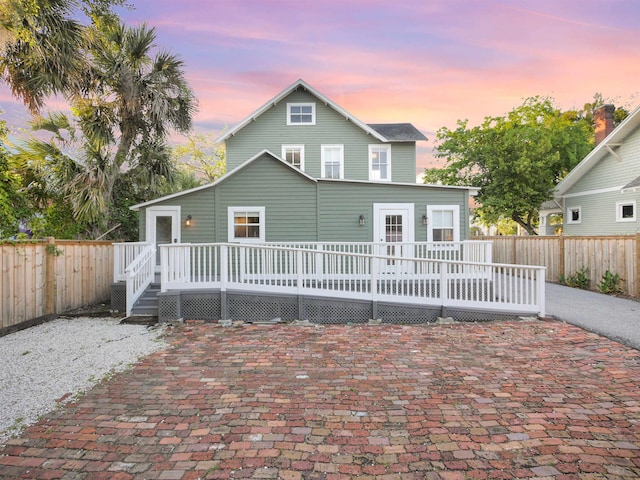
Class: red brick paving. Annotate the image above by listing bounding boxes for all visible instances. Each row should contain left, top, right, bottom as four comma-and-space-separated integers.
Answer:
1, 319, 639, 479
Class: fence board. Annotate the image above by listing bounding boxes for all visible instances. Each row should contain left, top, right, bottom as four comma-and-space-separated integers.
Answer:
475, 235, 638, 297
0, 239, 114, 332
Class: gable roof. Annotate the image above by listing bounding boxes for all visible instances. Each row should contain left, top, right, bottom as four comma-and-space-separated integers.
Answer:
130, 150, 316, 211
216, 79, 425, 144
555, 104, 640, 196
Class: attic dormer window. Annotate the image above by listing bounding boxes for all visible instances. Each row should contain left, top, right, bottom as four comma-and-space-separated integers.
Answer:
287, 103, 315, 125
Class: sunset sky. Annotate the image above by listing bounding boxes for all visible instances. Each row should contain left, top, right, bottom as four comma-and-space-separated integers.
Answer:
1, 0, 639, 173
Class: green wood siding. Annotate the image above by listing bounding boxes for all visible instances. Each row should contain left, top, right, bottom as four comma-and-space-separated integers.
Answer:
226, 90, 417, 183
564, 125, 640, 235
217, 156, 317, 242
138, 153, 471, 243
317, 181, 469, 242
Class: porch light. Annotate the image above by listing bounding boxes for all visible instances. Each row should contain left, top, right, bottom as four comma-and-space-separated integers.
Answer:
185, 215, 192, 227
359, 214, 365, 226
422, 214, 428, 225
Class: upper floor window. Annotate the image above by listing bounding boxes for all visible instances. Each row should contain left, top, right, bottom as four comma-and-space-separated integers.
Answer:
228, 207, 265, 243
369, 145, 391, 181
281, 145, 305, 170
321, 145, 344, 179
427, 205, 460, 242
287, 103, 315, 125
567, 206, 581, 224
616, 201, 636, 222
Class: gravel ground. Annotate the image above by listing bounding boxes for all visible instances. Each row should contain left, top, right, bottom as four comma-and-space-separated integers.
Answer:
0, 317, 168, 444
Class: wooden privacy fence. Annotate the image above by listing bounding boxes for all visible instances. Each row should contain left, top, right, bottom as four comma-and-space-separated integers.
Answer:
476, 235, 640, 297
0, 238, 114, 331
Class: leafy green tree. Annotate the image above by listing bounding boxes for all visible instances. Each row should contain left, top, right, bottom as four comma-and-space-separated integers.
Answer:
0, 115, 32, 237
172, 132, 226, 183
424, 97, 593, 235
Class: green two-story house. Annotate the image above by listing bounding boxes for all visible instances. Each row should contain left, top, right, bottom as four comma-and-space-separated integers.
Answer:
131, 79, 477, 258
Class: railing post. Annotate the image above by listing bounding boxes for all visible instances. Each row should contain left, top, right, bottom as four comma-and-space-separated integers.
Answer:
220, 245, 228, 291
537, 267, 546, 318
126, 270, 134, 317
440, 261, 448, 307
371, 251, 378, 300
486, 241, 493, 264
160, 246, 167, 292
297, 249, 304, 294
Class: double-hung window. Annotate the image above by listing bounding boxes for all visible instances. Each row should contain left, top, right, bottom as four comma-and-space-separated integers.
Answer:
287, 103, 315, 125
616, 201, 636, 222
228, 207, 265, 243
427, 205, 460, 242
321, 144, 344, 179
369, 145, 391, 181
281, 145, 305, 170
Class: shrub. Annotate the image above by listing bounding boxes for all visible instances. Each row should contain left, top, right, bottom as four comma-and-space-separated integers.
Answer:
559, 266, 590, 289
597, 270, 624, 295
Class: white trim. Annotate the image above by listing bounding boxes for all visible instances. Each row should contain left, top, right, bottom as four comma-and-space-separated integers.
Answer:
228, 206, 266, 243
373, 203, 415, 244
566, 206, 582, 224
286, 102, 316, 125
426, 205, 460, 243
281, 144, 305, 170
368, 144, 392, 181
561, 185, 625, 199
145, 206, 181, 244
321, 144, 344, 179
145, 206, 181, 271
616, 200, 636, 222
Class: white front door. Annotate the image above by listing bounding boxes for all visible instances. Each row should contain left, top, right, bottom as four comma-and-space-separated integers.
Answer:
373, 203, 414, 271
146, 206, 181, 271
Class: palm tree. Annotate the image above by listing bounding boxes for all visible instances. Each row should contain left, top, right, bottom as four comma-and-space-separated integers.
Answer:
14, 21, 196, 237
0, 0, 123, 113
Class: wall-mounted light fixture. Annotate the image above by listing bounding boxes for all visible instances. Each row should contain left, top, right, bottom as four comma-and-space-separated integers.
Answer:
359, 214, 365, 226
422, 214, 428, 226
185, 215, 192, 227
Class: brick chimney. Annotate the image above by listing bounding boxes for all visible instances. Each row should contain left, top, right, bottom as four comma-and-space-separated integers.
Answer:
594, 104, 615, 146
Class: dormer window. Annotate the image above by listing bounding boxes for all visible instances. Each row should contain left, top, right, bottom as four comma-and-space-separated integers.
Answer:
287, 103, 315, 125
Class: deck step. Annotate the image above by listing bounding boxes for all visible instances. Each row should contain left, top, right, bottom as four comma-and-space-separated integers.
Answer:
131, 283, 160, 316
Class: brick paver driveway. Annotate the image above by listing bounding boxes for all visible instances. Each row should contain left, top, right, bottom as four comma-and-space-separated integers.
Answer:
1, 319, 639, 479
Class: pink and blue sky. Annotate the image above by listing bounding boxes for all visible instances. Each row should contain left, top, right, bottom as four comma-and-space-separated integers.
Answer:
2, 0, 639, 172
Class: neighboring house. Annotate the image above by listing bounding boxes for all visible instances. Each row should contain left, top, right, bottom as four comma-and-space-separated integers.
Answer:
543, 104, 640, 236
130, 79, 477, 252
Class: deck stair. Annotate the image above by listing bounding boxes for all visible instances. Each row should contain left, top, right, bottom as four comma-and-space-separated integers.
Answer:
130, 281, 160, 316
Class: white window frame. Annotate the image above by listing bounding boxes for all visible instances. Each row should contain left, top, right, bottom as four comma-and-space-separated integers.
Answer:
368, 144, 392, 181
567, 206, 582, 224
281, 145, 305, 170
228, 207, 266, 243
616, 200, 636, 222
426, 205, 460, 243
286, 103, 316, 125
321, 144, 344, 179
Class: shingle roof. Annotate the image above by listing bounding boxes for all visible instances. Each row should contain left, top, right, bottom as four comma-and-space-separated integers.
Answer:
368, 123, 427, 142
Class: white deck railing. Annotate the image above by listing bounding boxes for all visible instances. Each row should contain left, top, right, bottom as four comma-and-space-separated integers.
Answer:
159, 242, 545, 316
113, 242, 152, 282
124, 243, 156, 317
